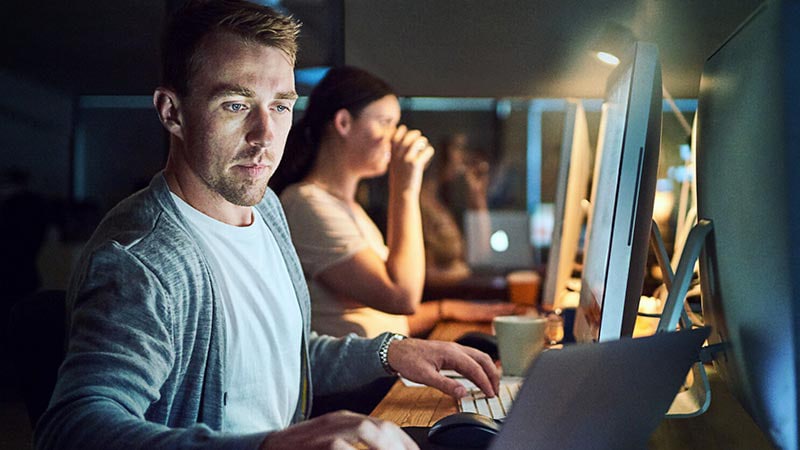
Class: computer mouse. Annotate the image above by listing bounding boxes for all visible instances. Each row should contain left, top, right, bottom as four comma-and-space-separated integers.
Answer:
455, 331, 498, 361
427, 412, 501, 448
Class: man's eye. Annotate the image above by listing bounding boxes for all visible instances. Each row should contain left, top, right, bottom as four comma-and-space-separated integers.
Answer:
275, 104, 291, 113
224, 103, 247, 112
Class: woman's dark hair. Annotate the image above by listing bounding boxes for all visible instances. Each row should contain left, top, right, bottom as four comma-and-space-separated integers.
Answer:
270, 66, 395, 194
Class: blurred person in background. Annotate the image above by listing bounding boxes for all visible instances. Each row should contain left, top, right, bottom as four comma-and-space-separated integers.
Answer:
420, 138, 492, 286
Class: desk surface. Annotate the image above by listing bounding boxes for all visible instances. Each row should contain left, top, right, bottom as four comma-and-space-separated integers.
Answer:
371, 321, 775, 450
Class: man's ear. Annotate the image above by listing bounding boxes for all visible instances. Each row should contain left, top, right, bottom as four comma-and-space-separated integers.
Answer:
332, 108, 352, 137
153, 87, 184, 139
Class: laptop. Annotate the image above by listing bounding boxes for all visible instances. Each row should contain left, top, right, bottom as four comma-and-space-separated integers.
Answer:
405, 327, 710, 449
464, 210, 534, 271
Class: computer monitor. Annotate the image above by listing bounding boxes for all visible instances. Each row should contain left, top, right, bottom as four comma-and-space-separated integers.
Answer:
696, 2, 799, 448
573, 41, 662, 343
541, 100, 592, 310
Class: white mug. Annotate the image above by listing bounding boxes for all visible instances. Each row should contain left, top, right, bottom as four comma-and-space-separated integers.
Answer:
493, 315, 547, 376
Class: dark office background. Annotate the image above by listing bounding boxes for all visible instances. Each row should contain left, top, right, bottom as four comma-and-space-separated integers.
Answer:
0, 1, 764, 448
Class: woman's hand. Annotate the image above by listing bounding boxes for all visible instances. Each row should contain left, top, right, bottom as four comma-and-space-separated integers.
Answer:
440, 299, 525, 323
389, 125, 435, 195
464, 159, 490, 210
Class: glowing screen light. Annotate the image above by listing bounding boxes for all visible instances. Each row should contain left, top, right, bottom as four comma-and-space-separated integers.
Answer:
490, 230, 509, 252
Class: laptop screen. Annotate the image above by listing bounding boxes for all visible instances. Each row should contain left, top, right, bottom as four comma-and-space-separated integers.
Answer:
464, 210, 534, 271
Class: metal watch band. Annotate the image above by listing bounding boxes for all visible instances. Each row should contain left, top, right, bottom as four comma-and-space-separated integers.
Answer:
379, 333, 406, 376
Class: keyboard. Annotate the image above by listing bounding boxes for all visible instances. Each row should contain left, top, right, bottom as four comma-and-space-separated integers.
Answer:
458, 377, 523, 421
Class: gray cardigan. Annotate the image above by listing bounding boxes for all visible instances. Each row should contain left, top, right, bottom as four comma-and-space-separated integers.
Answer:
35, 173, 390, 450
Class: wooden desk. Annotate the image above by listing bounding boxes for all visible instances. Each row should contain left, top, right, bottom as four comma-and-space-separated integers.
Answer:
371, 321, 775, 449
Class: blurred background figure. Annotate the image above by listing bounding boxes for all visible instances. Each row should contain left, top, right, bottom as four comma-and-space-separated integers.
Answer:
420, 134, 492, 286
432, 133, 491, 229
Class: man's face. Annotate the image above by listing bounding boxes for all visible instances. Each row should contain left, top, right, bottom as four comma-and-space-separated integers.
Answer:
178, 32, 297, 207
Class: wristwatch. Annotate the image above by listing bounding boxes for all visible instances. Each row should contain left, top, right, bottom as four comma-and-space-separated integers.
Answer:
379, 333, 406, 376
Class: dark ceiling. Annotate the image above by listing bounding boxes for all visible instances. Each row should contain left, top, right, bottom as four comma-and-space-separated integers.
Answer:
0, 0, 764, 98
2, 1, 165, 95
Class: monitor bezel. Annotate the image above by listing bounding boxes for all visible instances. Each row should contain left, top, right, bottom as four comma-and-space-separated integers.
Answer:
574, 41, 662, 343
542, 100, 592, 309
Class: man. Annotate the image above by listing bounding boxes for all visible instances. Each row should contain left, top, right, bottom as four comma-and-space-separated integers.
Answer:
35, 1, 498, 449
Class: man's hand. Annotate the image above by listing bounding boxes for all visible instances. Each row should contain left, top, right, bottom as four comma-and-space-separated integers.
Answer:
260, 411, 418, 450
386, 338, 500, 398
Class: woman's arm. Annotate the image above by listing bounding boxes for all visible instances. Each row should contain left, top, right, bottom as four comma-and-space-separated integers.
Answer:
316, 125, 434, 315
316, 248, 421, 315
384, 126, 433, 311
406, 300, 522, 337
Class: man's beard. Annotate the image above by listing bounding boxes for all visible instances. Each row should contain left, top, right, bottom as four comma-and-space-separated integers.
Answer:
206, 146, 271, 206
206, 171, 269, 207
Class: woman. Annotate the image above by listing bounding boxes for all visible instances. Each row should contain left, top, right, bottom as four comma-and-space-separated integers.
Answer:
271, 66, 516, 338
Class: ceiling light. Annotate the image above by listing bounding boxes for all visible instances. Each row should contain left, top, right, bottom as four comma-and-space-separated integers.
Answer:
590, 22, 636, 66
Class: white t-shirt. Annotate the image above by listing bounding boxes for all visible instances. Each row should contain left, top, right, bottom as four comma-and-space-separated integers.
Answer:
280, 182, 410, 338
172, 193, 302, 433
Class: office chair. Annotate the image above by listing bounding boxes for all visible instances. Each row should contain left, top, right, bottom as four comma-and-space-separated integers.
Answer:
7, 289, 66, 428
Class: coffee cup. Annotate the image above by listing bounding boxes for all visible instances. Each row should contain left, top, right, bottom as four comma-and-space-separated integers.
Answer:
493, 315, 547, 376
506, 270, 541, 306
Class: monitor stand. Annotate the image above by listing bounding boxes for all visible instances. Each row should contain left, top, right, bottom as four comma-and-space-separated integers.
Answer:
649, 219, 714, 418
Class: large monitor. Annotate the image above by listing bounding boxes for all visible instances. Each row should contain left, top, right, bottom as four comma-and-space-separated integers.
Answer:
541, 100, 592, 310
696, 1, 800, 448
573, 41, 662, 343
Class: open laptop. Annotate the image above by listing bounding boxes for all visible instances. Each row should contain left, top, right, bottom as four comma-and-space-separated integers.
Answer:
405, 327, 710, 449
464, 210, 534, 271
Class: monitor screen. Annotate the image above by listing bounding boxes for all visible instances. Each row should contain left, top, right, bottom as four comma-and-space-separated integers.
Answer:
697, 2, 800, 448
574, 41, 662, 343
542, 100, 592, 310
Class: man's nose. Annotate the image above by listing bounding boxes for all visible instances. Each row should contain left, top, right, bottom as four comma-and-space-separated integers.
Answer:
246, 109, 274, 149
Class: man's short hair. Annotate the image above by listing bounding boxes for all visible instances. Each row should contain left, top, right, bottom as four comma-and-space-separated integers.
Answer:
161, 0, 301, 96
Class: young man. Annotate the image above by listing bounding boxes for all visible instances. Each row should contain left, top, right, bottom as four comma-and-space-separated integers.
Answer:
35, 1, 498, 449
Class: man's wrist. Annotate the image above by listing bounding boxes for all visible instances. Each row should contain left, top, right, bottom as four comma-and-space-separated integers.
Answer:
379, 333, 406, 376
